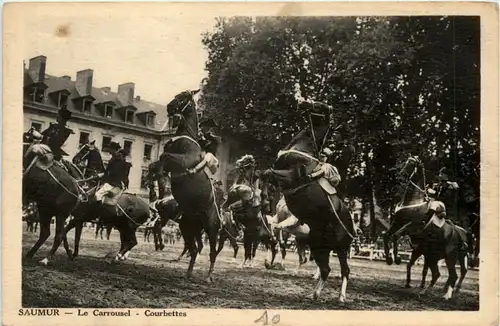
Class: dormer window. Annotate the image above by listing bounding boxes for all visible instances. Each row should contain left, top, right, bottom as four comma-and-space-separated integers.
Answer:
125, 110, 134, 124
82, 99, 92, 114
57, 92, 69, 107
29, 87, 45, 103
146, 114, 155, 127
104, 104, 114, 118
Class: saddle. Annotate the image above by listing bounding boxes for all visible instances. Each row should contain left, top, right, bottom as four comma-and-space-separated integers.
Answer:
24, 144, 55, 171
102, 188, 125, 206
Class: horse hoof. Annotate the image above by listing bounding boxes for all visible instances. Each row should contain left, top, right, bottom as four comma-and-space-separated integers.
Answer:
39, 258, 50, 266
394, 257, 402, 265
313, 291, 320, 301
443, 293, 452, 300
206, 276, 213, 284
404, 283, 412, 289
339, 295, 346, 303
264, 261, 271, 269
386, 257, 394, 265
420, 283, 426, 289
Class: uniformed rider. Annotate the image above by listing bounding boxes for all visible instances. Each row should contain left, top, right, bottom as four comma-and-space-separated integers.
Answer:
94, 142, 131, 210
40, 106, 75, 162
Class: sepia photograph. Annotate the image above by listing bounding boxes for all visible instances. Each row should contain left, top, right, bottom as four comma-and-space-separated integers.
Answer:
2, 2, 499, 326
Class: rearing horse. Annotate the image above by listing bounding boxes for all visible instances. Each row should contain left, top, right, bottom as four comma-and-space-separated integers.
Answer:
262, 100, 355, 302
159, 89, 221, 283
383, 156, 432, 287
222, 157, 278, 269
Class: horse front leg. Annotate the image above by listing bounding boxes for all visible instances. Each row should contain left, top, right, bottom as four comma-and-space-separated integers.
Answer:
205, 206, 221, 284
419, 257, 441, 296
25, 211, 52, 260
42, 214, 72, 265
405, 246, 423, 288
383, 220, 406, 265
241, 231, 252, 268
72, 220, 84, 259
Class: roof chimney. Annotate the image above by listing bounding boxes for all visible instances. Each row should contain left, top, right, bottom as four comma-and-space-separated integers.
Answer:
118, 82, 135, 105
135, 95, 141, 101
61, 75, 71, 81
101, 87, 111, 93
76, 69, 93, 97
28, 55, 47, 83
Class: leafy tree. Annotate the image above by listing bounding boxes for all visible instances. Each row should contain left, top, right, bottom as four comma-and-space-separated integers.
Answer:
200, 16, 480, 235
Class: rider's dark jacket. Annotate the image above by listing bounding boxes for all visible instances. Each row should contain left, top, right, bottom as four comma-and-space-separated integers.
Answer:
103, 152, 131, 188
41, 123, 74, 160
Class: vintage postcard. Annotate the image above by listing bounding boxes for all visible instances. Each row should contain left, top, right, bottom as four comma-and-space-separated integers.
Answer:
2, 2, 499, 326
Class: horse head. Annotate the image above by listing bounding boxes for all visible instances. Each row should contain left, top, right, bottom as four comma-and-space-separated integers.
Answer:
395, 155, 428, 205
72, 143, 89, 165
166, 89, 200, 139
297, 100, 333, 126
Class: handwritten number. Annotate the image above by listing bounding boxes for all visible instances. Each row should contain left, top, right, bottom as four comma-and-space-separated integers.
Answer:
254, 311, 268, 325
255, 311, 280, 325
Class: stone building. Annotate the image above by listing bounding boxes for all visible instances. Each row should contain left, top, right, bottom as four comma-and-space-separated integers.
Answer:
23, 55, 174, 198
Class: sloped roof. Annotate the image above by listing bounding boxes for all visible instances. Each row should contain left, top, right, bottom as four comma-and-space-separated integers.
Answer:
25, 69, 168, 131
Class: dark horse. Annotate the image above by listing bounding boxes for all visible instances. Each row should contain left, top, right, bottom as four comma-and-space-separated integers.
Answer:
23, 143, 84, 263
221, 155, 279, 269
383, 156, 473, 293
159, 89, 221, 282
26, 142, 152, 264
262, 100, 355, 302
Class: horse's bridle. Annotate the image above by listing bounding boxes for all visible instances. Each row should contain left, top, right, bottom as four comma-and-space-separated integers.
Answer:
305, 105, 334, 157
397, 157, 429, 202
170, 92, 199, 140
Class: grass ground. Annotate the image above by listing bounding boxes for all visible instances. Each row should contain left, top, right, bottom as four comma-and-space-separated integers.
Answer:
22, 226, 479, 310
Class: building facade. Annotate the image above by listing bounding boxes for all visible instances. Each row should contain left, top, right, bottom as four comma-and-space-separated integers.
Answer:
23, 55, 174, 198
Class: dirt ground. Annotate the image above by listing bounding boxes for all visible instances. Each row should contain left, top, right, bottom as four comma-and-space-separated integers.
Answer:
22, 226, 479, 310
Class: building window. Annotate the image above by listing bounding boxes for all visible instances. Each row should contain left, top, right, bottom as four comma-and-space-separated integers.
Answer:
143, 144, 153, 160
140, 169, 149, 189
79, 131, 90, 148
125, 110, 134, 124
102, 136, 112, 152
57, 93, 69, 107
123, 140, 133, 156
30, 87, 45, 103
31, 122, 43, 132
82, 100, 92, 114
146, 114, 155, 127
104, 104, 113, 118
